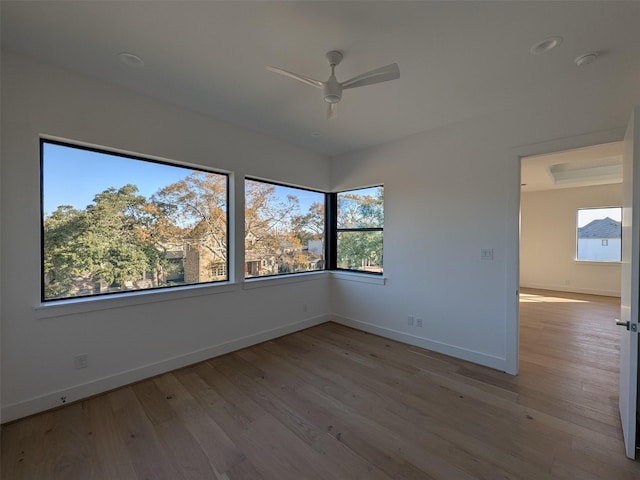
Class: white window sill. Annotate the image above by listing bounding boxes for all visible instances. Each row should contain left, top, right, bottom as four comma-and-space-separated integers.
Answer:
243, 271, 329, 290
331, 271, 387, 285
35, 282, 237, 319
574, 260, 622, 266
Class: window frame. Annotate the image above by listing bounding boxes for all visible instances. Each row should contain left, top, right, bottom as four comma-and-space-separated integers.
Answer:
575, 206, 622, 263
40, 138, 230, 303
244, 177, 327, 280
328, 185, 384, 275
39, 139, 385, 307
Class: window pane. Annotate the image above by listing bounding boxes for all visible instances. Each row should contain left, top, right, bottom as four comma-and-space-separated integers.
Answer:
245, 179, 324, 278
576, 207, 622, 261
337, 186, 384, 229
42, 141, 228, 301
337, 231, 383, 273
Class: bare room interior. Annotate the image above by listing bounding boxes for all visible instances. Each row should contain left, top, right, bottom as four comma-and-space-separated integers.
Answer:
1, 2, 640, 479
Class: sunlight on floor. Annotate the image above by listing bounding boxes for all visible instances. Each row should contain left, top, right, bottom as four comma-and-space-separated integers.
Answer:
519, 293, 590, 303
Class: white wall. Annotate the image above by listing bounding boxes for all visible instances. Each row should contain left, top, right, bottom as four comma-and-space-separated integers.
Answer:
330, 88, 636, 373
0, 53, 332, 421
330, 120, 515, 371
520, 184, 622, 296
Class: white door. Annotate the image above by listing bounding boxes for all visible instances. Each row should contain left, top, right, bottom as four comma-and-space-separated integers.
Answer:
619, 106, 640, 459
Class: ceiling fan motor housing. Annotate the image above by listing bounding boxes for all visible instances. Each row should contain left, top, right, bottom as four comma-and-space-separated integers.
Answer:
323, 77, 342, 103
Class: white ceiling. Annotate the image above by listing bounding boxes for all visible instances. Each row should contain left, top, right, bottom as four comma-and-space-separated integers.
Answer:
521, 141, 624, 192
2, 1, 640, 157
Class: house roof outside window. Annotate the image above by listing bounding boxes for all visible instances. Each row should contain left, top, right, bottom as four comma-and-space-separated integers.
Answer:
578, 217, 621, 239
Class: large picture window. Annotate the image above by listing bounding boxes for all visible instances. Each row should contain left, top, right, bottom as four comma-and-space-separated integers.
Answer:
245, 179, 325, 278
335, 186, 384, 274
41, 140, 228, 301
576, 207, 622, 262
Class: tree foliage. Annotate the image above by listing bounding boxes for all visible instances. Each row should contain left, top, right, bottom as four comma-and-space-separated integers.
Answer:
43, 205, 86, 298
245, 180, 313, 274
337, 187, 384, 272
43, 185, 160, 298
291, 201, 324, 246
44, 173, 384, 299
152, 171, 227, 262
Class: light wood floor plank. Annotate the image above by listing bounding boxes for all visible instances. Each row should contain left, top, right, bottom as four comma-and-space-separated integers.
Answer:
152, 373, 245, 477
108, 386, 186, 480
284, 331, 555, 479
86, 394, 138, 480
2, 288, 640, 479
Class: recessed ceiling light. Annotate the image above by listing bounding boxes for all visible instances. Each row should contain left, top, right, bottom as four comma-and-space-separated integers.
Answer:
118, 52, 145, 68
309, 131, 323, 138
530, 36, 563, 55
574, 52, 599, 67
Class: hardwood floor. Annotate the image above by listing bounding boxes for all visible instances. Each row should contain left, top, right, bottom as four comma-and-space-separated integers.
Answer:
2, 289, 639, 479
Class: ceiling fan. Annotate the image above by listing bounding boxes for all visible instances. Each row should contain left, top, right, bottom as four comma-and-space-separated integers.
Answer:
266, 51, 400, 120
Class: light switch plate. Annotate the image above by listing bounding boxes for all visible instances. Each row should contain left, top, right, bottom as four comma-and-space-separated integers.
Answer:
481, 248, 494, 260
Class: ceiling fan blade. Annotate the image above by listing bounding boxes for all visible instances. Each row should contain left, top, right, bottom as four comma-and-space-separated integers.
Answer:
266, 66, 324, 88
326, 103, 338, 120
341, 63, 400, 90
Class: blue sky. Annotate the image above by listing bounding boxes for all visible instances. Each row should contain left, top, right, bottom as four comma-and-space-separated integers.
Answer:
42, 143, 191, 214
42, 142, 320, 215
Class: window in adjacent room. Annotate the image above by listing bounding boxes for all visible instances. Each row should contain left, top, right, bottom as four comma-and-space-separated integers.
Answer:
244, 178, 325, 278
41, 139, 229, 301
334, 186, 384, 274
576, 207, 622, 262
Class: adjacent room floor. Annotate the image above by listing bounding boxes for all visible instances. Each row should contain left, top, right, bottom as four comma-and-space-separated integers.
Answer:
2, 289, 639, 479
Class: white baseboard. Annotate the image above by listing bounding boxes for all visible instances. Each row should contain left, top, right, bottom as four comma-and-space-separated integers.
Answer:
519, 283, 621, 297
331, 314, 507, 372
3, 312, 511, 422
2, 314, 330, 423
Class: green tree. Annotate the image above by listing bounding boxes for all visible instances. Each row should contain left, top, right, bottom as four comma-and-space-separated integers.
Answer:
43, 185, 161, 299
337, 188, 383, 272
82, 185, 156, 286
43, 205, 86, 298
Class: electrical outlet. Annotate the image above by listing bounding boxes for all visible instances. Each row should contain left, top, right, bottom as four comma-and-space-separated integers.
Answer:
408, 315, 414, 326
74, 353, 88, 370
416, 318, 423, 327
303, 303, 308, 313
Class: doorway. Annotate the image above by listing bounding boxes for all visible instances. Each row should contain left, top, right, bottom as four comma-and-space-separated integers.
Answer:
520, 141, 624, 298
518, 140, 632, 453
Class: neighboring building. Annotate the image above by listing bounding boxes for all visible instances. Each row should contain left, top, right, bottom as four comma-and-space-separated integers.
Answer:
163, 243, 185, 282
577, 217, 622, 261
183, 240, 227, 283
244, 252, 278, 277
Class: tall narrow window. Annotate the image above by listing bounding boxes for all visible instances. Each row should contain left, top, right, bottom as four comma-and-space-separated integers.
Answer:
41, 140, 228, 301
576, 207, 622, 262
244, 179, 325, 278
335, 186, 384, 274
